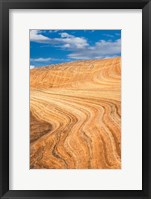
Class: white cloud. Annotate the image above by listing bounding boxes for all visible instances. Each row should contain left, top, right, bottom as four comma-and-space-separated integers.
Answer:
30, 30, 121, 61
60, 32, 73, 38
95, 39, 121, 54
30, 57, 52, 62
59, 32, 89, 49
30, 65, 35, 69
68, 39, 121, 60
30, 30, 50, 42
63, 44, 71, 48
103, 56, 116, 59
30, 30, 89, 49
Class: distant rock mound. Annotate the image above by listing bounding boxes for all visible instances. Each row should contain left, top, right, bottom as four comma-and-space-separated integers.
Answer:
30, 57, 121, 90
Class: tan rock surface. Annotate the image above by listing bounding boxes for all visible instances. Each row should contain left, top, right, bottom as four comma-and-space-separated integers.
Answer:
30, 57, 121, 169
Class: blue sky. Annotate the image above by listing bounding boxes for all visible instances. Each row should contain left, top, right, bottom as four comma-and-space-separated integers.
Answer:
30, 30, 121, 68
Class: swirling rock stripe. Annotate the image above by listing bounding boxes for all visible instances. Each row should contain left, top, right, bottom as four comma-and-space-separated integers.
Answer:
30, 57, 121, 169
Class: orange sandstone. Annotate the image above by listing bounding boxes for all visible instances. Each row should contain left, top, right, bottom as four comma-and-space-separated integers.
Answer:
30, 57, 121, 169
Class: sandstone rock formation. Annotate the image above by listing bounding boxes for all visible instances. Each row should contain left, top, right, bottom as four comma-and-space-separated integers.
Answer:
30, 57, 121, 169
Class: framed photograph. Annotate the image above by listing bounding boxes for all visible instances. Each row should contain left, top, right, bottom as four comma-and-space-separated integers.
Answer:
0, 0, 150, 198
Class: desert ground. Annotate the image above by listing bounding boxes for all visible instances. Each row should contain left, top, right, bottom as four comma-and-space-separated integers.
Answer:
30, 57, 121, 169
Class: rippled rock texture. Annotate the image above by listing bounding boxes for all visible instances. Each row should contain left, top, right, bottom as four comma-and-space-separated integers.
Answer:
30, 57, 121, 169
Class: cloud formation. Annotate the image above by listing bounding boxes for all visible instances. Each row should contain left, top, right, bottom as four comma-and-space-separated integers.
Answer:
68, 39, 121, 60
30, 30, 89, 49
30, 65, 35, 69
30, 57, 52, 62
30, 30, 121, 65
59, 32, 89, 49
30, 30, 50, 42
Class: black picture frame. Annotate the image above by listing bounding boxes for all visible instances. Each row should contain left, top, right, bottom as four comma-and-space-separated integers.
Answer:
0, 0, 150, 198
